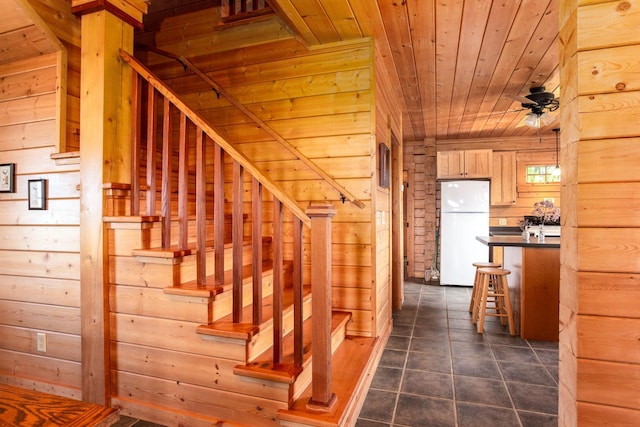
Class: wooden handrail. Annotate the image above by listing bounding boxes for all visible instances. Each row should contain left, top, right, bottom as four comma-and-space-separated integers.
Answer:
120, 49, 312, 227
136, 44, 366, 209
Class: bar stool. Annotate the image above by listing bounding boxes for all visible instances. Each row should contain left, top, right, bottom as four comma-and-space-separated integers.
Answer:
475, 267, 515, 335
469, 261, 501, 322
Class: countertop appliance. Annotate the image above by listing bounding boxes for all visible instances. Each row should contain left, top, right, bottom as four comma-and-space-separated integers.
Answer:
440, 180, 490, 286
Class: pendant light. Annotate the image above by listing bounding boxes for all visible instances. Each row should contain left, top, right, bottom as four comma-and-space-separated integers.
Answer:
552, 128, 561, 177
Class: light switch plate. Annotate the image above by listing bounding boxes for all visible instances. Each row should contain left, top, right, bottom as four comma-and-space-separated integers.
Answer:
498, 218, 507, 225
36, 332, 46, 352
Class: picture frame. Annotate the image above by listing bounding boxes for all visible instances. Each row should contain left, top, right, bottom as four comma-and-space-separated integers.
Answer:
0, 163, 15, 193
28, 179, 47, 210
378, 143, 390, 188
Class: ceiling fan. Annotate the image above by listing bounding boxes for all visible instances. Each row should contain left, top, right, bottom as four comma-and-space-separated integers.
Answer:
511, 86, 560, 128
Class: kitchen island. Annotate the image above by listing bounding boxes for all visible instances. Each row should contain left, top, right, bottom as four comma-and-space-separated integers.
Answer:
476, 235, 559, 341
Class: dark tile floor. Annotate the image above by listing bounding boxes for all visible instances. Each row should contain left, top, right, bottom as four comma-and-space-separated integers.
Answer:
355, 279, 559, 427
112, 279, 559, 427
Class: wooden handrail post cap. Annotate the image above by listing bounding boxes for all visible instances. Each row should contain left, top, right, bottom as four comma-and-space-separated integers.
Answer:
306, 204, 336, 218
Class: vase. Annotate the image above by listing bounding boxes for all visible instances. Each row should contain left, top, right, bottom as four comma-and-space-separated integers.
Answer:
522, 230, 530, 242
538, 224, 545, 242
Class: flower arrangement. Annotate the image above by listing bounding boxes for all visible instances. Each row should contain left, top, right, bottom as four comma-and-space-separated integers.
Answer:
531, 199, 560, 225
518, 218, 532, 231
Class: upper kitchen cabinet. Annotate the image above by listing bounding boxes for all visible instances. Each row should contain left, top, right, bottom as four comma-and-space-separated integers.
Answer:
491, 151, 517, 206
437, 149, 492, 180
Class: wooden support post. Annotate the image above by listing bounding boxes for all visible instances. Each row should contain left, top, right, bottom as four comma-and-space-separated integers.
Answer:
306, 204, 337, 412
74, 0, 148, 405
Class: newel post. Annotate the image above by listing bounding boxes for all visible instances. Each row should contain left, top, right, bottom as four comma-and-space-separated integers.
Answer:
306, 204, 337, 412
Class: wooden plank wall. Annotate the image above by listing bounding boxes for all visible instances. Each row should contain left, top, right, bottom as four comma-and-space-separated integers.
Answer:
559, 1, 640, 425
373, 38, 402, 334
137, 10, 380, 336
0, 53, 82, 397
404, 136, 561, 279
28, 0, 81, 152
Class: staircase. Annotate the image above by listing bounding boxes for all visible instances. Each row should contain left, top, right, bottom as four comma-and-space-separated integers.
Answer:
101, 52, 384, 426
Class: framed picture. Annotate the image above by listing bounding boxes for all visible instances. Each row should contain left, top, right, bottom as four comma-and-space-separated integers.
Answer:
0, 163, 15, 193
28, 179, 47, 210
378, 143, 390, 188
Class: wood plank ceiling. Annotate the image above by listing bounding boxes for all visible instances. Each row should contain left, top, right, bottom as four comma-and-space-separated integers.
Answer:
267, 0, 560, 142
0, 0, 560, 143
0, 0, 62, 64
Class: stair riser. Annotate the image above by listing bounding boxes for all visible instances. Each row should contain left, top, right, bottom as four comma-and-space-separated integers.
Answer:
111, 341, 291, 403
199, 295, 312, 362
246, 296, 313, 363
107, 222, 162, 256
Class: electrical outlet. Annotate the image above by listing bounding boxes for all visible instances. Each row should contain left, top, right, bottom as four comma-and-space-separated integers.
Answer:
36, 333, 46, 352
498, 218, 507, 225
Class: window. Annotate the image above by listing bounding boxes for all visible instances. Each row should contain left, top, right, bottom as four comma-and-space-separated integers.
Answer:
526, 165, 560, 184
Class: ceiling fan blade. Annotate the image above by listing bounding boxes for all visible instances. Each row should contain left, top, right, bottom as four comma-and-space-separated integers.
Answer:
470, 107, 528, 121
507, 93, 534, 104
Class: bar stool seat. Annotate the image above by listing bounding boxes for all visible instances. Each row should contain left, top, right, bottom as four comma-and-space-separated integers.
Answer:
474, 267, 515, 335
469, 261, 501, 321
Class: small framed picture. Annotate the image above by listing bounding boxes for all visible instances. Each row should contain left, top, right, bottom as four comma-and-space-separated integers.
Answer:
0, 163, 15, 193
378, 143, 390, 188
28, 179, 47, 210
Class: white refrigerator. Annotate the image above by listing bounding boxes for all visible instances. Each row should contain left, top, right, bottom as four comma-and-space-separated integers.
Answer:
440, 180, 490, 286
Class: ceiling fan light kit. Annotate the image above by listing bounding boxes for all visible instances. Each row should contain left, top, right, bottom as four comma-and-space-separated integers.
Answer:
517, 86, 560, 128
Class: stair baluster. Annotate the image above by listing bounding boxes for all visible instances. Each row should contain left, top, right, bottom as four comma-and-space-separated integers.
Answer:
251, 178, 263, 325
161, 98, 172, 248
213, 143, 225, 287
177, 112, 189, 250
272, 198, 283, 365
130, 72, 141, 216
145, 84, 157, 216
293, 216, 304, 368
195, 129, 206, 285
232, 161, 244, 322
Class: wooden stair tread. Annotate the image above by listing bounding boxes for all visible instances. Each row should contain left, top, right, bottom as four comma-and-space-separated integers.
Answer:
132, 235, 272, 259
195, 281, 311, 339
0, 384, 119, 427
163, 259, 289, 298
277, 334, 381, 427
234, 311, 352, 384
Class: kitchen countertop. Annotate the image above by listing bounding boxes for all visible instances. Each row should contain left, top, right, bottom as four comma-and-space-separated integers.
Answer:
476, 235, 560, 248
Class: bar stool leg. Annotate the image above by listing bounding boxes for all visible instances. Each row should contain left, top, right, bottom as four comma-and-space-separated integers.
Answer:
500, 275, 516, 336
469, 268, 478, 313
476, 273, 490, 334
